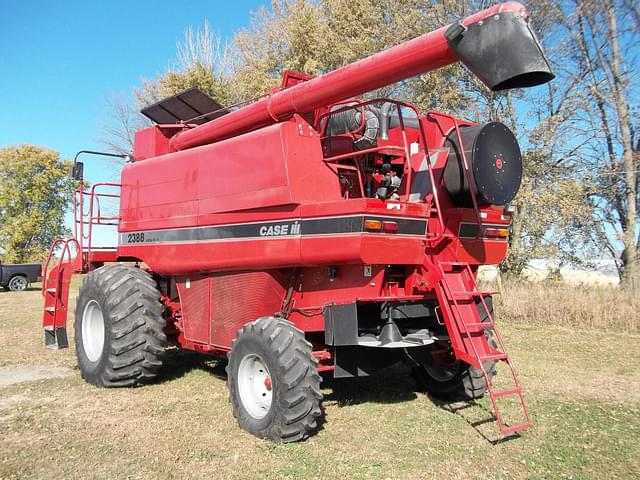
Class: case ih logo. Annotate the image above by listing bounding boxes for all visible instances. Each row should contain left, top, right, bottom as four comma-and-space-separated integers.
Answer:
259, 221, 301, 236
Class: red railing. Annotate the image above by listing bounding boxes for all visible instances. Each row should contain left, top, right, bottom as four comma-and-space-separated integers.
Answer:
427, 111, 484, 239
318, 98, 445, 241
73, 182, 121, 268
41, 238, 81, 296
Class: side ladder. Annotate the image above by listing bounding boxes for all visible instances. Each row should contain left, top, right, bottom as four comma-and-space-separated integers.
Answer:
42, 239, 82, 349
434, 261, 532, 436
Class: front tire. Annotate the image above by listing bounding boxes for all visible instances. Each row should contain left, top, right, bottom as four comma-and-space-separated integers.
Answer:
74, 264, 168, 387
227, 317, 323, 442
8, 275, 28, 291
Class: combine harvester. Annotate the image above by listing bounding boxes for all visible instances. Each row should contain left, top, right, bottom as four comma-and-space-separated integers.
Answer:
42, 2, 553, 441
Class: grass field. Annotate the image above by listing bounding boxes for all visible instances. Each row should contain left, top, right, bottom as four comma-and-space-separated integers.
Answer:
1, 284, 639, 479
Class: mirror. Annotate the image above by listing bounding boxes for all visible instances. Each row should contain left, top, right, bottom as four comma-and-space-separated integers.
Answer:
71, 161, 84, 181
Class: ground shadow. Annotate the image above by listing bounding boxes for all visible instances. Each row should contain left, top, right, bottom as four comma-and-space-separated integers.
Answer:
157, 352, 522, 444
322, 363, 418, 406
429, 395, 522, 445
157, 349, 227, 384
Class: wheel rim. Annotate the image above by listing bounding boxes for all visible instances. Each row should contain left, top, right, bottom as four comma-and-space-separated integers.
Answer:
424, 362, 461, 382
81, 300, 105, 362
237, 354, 273, 419
10, 277, 27, 291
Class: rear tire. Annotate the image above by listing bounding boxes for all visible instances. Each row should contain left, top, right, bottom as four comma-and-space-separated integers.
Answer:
74, 264, 168, 387
414, 298, 497, 400
8, 275, 28, 291
227, 317, 323, 442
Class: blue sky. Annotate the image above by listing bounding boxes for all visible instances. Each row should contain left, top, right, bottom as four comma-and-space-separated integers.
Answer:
0, 1, 268, 246
0, 0, 267, 173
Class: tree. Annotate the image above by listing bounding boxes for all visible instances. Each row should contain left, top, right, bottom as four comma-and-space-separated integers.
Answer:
232, 0, 468, 111
548, 0, 639, 287
0, 145, 74, 263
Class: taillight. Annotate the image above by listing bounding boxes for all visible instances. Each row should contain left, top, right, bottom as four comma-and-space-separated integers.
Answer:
484, 227, 510, 238
364, 219, 383, 231
364, 219, 398, 233
382, 221, 398, 233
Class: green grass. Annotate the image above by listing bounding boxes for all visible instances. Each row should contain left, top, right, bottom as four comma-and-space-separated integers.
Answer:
0, 287, 639, 479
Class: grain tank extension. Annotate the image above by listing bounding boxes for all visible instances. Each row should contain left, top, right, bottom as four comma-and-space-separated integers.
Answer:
42, 2, 553, 441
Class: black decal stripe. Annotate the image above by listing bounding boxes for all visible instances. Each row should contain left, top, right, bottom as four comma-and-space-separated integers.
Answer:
302, 217, 363, 235
119, 215, 427, 245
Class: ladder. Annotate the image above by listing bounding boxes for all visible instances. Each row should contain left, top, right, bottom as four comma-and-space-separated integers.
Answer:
42, 239, 82, 350
434, 261, 532, 436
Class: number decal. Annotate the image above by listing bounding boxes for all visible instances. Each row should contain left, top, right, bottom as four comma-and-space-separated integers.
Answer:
127, 233, 145, 243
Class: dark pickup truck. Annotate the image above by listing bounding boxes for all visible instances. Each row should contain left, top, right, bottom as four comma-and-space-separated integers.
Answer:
0, 261, 42, 291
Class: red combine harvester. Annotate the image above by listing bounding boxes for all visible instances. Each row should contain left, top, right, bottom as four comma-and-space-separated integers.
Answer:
42, 2, 553, 442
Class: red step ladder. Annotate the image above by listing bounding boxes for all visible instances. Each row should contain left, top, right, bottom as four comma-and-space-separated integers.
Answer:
434, 261, 532, 436
42, 239, 83, 350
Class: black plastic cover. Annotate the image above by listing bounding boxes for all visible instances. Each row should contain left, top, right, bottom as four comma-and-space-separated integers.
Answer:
324, 303, 358, 346
140, 87, 229, 125
443, 122, 522, 207
447, 11, 554, 91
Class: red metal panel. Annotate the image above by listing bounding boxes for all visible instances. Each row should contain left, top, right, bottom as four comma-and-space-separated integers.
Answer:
210, 271, 286, 348
456, 239, 508, 265
176, 276, 211, 345
119, 150, 199, 231
119, 237, 301, 276
197, 125, 292, 214
299, 235, 425, 266
134, 126, 184, 161
294, 265, 384, 306
120, 119, 339, 234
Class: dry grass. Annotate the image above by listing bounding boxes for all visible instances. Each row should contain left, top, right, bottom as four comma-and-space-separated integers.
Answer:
493, 280, 639, 333
0, 286, 639, 479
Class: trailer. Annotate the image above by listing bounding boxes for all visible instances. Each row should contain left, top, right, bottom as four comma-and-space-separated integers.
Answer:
42, 2, 553, 442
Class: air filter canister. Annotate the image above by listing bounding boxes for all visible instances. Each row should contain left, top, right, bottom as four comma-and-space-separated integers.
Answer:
443, 122, 522, 207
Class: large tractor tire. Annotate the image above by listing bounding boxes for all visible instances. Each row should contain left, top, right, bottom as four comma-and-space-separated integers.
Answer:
7, 275, 29, 292
413, 298, 497, 400
227, 316, 323, 442
74, 264, 168, 387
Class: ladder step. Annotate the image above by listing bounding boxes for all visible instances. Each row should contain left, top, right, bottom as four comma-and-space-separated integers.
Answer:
446, 291, 497, 301
500, 422, 532, 436
480, 353, 508, 362
46, 288, 57, 294
448, 290, 495, 297
447, 291, 475, 301
462, 321, 495, 329
492, 387, 521, 398
45, 306, 55, 313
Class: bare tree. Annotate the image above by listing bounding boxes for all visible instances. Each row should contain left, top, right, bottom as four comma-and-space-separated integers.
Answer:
100, 93, 149, 155
101, 21, 238, 156
554, 0, 639, 288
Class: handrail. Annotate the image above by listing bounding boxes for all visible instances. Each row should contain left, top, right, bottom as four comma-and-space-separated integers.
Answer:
426, 111, 483, 238
41, 238, 81, 296
323, 145, 405, 163
318, 97, 445, 241
86, 183, 121, 264
317, 100, 367, 138
72, 182, 122, 266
